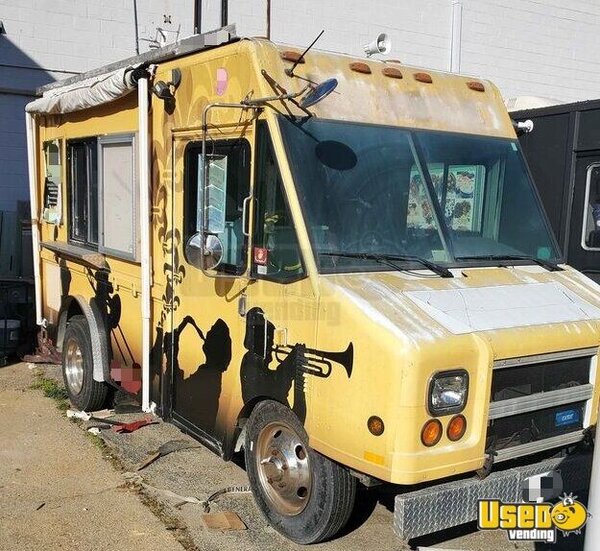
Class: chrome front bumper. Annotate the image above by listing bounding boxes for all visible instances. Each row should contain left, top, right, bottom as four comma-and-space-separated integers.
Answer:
393, 451, 591, 540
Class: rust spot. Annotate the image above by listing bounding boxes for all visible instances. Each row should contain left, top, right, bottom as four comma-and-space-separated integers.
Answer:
280, 50, 305, 64
414, 72, 433, 84
349, 62, 372, 74
382, 67, 403, 79
467, 80, 485, 92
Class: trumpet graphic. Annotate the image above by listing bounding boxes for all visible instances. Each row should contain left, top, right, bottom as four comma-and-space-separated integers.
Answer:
274, 343, 354, 379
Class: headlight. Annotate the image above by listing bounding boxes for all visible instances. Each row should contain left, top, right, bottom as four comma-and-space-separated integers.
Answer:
428, 370, 469, 415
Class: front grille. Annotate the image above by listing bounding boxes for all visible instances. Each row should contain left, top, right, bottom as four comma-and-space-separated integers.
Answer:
486, 401, 586, 451
491, 356, 589, 401
487, 348, 596, 462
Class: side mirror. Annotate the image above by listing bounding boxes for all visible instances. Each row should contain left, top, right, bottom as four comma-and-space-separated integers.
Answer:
185, 232, 223, 271
300, 78, 338, 108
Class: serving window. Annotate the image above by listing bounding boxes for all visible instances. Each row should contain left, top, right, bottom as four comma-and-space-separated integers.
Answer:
66, 134, 138, 261
98, 135, 138, 259
42, 140, 62, 225
68, 138, 98, 247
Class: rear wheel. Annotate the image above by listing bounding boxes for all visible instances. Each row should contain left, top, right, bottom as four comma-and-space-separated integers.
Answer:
62, 315, 108, 411
245, 400, 356, 544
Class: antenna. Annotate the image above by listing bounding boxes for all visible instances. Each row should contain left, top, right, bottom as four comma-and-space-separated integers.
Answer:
286, 29, 325, 77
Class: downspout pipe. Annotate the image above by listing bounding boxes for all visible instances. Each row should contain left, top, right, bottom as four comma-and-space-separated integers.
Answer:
138, 77, 154, 413
450, 0, 463, 73
25, 112, 43, 326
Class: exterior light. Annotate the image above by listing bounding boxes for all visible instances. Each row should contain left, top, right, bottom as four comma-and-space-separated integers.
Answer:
447, 414, 467, 441
428, 370, 469, 416
421, 419, 442, 447
367, 415, 385, 436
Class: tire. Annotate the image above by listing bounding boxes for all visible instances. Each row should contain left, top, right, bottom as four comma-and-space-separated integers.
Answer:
245, 400, 356, 544
62, 315, 109, 411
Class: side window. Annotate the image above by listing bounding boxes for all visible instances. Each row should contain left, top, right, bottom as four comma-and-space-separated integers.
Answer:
582, 163, 600, 250
67, 135, 139, 260
98, 135, 138, 259
184, 139, 250, 274
42, 140, 62, 225
68, 139, 98, 247
252, 123, 304, 282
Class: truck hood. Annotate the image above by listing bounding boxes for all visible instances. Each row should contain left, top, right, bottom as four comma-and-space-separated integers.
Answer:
323, 266, 600, 349
404, 279, 600, 334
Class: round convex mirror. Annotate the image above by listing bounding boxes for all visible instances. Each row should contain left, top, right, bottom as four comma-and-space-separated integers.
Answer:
185, 232, 223, 270
300, 78, 338, 108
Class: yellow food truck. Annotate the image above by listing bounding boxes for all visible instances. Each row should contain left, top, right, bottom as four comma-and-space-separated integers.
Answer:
26, 26, 600, 543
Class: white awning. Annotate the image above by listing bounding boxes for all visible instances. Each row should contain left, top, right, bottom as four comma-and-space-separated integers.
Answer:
26, 67, 139, 115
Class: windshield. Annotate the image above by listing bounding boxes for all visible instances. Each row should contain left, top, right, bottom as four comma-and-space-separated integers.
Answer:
277, 116, 560, 273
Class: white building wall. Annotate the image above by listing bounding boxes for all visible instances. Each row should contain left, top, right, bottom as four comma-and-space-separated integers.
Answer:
0, 0, 194, 212
218, 0, 600, 104
459, 0, 600, 103
2, 0, 600, 213
3, 0, 193, 75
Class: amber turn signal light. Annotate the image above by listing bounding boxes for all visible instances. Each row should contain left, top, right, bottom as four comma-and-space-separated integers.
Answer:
421, 419, 442, 447
367, 416, 385, 436
447, 414, 467, 441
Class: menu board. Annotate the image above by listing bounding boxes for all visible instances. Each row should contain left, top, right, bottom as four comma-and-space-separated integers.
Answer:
407, 164, 485, 232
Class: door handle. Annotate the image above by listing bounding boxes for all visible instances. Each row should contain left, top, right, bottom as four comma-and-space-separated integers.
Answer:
238, 294, 247, 317
242, 196, 251, 237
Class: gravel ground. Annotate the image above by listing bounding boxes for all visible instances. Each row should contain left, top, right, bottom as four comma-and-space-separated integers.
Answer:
1, 361, 586, 551
0, 361, 183, 551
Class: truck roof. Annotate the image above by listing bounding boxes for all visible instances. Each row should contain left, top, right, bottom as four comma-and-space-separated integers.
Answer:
37, 25, 237, 95
36, 27, 515, 139
247, 38, 514, 138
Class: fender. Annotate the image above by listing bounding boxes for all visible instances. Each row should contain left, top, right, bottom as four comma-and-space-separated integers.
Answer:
57, 295, 111, 383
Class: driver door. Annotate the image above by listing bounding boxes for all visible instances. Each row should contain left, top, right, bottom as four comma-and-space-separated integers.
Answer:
170, 132, 251, 449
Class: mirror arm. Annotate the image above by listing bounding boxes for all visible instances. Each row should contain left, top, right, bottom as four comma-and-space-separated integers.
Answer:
240, 85, 309, 107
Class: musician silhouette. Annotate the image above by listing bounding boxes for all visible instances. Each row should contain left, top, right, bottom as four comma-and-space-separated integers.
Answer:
240, 307, 307, 423
173, 315, 232, 433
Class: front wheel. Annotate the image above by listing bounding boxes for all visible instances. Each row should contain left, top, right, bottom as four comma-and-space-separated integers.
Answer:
244, 400, 356, 544
62, 315, 109, 411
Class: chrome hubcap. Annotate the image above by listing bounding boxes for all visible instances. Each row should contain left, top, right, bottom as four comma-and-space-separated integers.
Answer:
64, 338, 84, 394
256, 421, 312, 516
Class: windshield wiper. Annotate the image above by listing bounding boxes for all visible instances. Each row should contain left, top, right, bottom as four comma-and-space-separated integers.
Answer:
455, 254, 563, 272
320, 252, 453, 278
